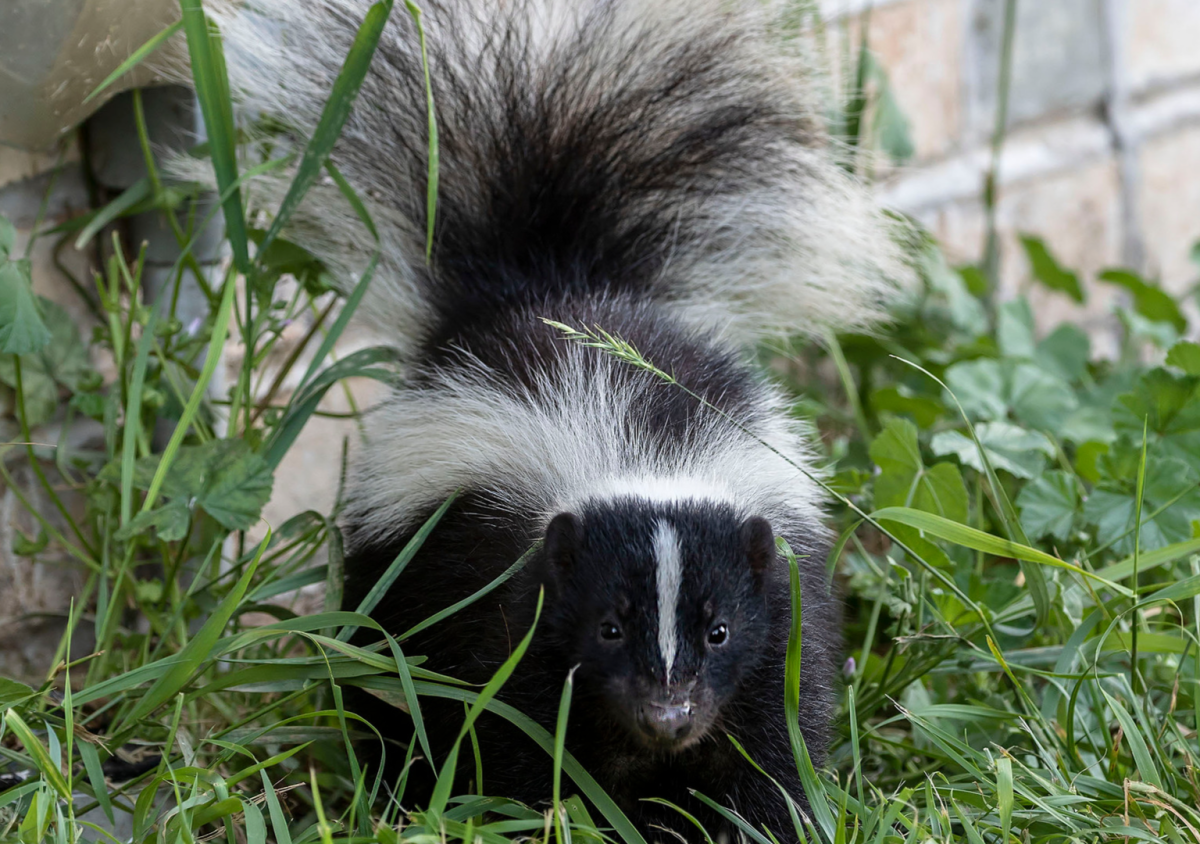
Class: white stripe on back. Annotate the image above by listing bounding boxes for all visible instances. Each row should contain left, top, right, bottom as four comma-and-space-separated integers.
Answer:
653, 520, 684, 684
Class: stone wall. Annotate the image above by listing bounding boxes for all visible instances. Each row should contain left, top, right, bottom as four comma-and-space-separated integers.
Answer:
827, 0, 1200, 343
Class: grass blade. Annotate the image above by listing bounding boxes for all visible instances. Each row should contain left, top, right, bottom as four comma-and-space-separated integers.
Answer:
78, 740, 115, 825
117, 532, 269, 730
406, 680, 649, 844
427, 590, 546, 817
997, 756, 1013, 843
401, 544, 535, 640
84, 20, 185, 105
141, 273, 237, 515
402, 0, 439, 260
256, 1, 395, 260
73, 179, 152, 250
780, 539, 837, 842
1102, 690, 1163, 789
260, 771, 294, 844
121, 307, 158, 527
1130, 418, 1148, 692
336, 491, 457, 642
871, 506, 1133, 597
4, 712, 71, 799
180, 0, 250, 272
553, 667, 578, 844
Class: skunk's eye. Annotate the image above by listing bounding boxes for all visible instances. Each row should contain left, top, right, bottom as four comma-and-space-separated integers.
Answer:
600, 622, 623, 641
707, 623, 729, 646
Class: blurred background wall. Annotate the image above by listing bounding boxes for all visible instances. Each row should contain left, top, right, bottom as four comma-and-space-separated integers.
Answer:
829, 0, 1200, 347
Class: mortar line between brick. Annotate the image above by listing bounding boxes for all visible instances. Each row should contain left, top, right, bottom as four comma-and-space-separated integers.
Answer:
1099, 0, 1146, 272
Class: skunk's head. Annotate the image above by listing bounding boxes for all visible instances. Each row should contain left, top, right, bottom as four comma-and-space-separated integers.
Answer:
534, 499, 780, 752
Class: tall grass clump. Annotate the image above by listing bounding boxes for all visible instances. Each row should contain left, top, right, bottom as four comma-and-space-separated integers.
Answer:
2, 2, 1200, 843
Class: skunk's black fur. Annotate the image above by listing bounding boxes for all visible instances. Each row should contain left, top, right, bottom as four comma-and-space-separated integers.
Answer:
194, 0, 909, 839
346, 488, 835, 839
340, 297, 841, 840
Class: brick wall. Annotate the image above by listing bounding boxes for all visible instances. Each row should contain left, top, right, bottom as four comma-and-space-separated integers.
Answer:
828, 0, 1200, 343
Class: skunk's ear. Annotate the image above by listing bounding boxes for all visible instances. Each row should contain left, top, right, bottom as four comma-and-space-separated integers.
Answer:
544, 512, 583, 570
740, 516, 776, 575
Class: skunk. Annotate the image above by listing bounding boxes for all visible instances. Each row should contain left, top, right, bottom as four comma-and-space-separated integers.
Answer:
199, 0, 907, 838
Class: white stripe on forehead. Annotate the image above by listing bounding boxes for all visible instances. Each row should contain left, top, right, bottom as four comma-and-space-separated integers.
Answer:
653, 520, 684, 684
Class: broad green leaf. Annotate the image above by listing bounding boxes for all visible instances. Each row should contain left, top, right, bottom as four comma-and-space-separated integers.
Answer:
931, 422, 1055, 479
1166, 340, 1200, 375
1019, 235, 1083, 302
1084, 456, 1200, 554
1059, 405, 1116, 445
1115, 367, 1200, 436
869, 385, 943, 428
1119, 304, 1179, 350
1009, 363, 1077, 430
1114, 368, 1200, 474
0, 299, 90, 425
115, 500, 191, 542
919, 247, 988, 335
1036, 322, 1090, 382
943, 359, 1006, 421
0, 677, 36, 713
192, 441, 275, 530
0, 216, 14, 256
943, 356, 1076, 432
1100, 269, 1186, 332
997, 298, 1037, 359
0, 260, 51, 355
870, 418, 968, 524
1016, 471, 1081, 542
0, 356, 56, 426
107, 440, 274, 531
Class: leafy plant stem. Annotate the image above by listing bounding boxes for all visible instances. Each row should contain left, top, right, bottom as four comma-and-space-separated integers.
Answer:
12, 356, 97, 557
981, 0, 1019, 309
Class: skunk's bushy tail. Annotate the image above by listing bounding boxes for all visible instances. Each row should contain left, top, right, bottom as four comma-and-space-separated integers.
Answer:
209, 0, 908, 352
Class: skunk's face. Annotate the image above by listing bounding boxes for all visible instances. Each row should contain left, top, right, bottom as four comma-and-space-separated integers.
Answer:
537, 500, 778, 752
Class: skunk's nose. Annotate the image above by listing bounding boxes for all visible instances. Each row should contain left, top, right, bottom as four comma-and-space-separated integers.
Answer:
638, 700, 694, 743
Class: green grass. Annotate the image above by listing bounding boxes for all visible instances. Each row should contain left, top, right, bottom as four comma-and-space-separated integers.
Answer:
2, 2, 1200, 843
